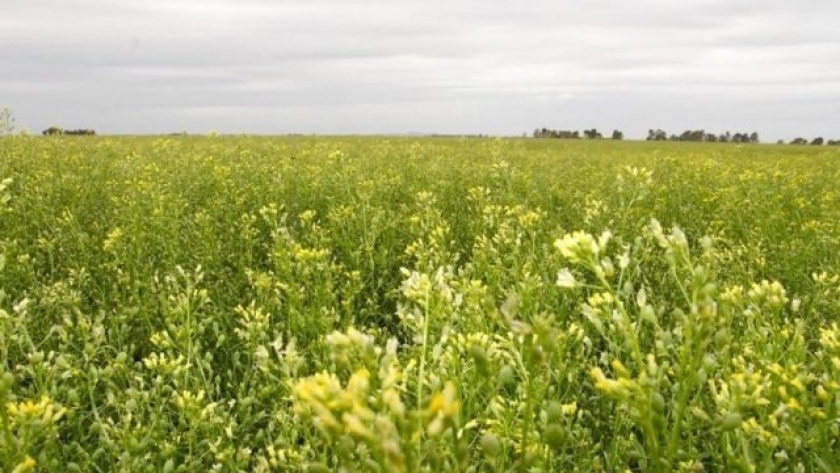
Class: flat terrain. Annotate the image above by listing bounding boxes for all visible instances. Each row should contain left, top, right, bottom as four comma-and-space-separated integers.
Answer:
1, 136, 839, 472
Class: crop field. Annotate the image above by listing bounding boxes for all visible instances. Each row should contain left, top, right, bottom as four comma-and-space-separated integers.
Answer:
1, 136, 840, 472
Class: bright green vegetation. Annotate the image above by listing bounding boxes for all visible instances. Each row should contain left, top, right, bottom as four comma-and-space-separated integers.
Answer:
1, 136, 839, 472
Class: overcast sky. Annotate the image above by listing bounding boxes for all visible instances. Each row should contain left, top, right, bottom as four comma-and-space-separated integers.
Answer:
2, 0, 839, 139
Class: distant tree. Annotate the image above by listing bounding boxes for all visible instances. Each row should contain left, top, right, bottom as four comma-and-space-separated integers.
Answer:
828, 139, 840, 146
0, 107, 15, 135
667, 129, 722, 142
611, 129, 624, 140
43, 127, 64, 136
533, 128, 583, 139
647, 129, 668, 141
583, 128, 602, 139
811, 137, 824, 146
731, 132, 757, 144
777, 139, 785, 145
65, 129, 96, 136
791, 138, 808, 145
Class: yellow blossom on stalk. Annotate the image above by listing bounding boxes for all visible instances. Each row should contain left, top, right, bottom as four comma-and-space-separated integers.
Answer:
427, 382, 460, 435
399, 269, 433, 302
554, 231, 600, 264
561, 402, 578, 416
809, 408, 827, 420
742, 417, 771, 441
102, 227, 123, 252
325, 327, 375, 365
819, 324, 840, 350
6, 395, 66, 424
342, 412, 375, 440
292, 244, 329, 262
346, 369, 371, 399
299, 209, 317, 224
292, 371, 346, 433
11, 456, 36, 473
611, 359, 631, 379
382, 388, 405, 417
747, 280, 789, 310
518, 210, 543, 229
720, 285, 744, 304
590, 367, 628, 397
379, 356, 403, 391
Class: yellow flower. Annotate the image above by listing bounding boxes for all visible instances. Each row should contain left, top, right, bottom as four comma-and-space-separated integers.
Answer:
590, 367, 626, 397
342, 412, 374, 440
554, 231, 602, 264
6, 395, 66, 424
11, 456, 36, 473
561, 402, 578, 416
427, 382, 460, 435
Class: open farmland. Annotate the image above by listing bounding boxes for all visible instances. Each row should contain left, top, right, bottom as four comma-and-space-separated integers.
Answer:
1, 136, 840, 472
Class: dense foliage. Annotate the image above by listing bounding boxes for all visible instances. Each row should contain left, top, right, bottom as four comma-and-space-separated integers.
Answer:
1, 136, 839, 472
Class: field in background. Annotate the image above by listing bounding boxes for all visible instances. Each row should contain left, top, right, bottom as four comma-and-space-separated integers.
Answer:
1, 136, 839, 472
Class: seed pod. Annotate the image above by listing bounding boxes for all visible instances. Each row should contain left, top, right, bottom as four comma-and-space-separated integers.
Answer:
480, 433, 502, 457
468, 345, 490, 376
653, 412, 666, 432
0, 371, 13, 395
306, 463, 331, 473
498, 365, 516, 387
731, 459, 753, 473
651, 392, 667, 430
546, 401, 563, 424
544, 424, 565, 450
717, 412, 742, 432
650, 392, 666, 415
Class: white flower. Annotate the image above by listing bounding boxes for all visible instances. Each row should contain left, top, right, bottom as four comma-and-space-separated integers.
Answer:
556, 268, 578, 289
554, 231, 599, 263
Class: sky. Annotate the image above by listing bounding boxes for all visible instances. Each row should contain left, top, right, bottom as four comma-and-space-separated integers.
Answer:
1, 0, 839, 140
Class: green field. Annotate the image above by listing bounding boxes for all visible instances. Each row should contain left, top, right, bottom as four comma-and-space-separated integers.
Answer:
1, 136, 839, 472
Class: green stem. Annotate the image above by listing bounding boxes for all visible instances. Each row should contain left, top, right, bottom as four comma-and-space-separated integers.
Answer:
1, 397, 14, 461
416, 291, 431, 435
451, 420, 462, 473
665, 262, 699, 464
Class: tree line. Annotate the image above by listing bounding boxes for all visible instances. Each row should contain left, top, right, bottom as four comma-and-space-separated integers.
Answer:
533, 127, 840, 145
42, 127, 96, 136
533, 128, 624, 140
787, 137, 840, 146
646, 129, 759, 143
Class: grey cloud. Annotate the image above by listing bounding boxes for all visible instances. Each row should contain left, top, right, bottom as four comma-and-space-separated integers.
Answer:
2, 0, 839, 139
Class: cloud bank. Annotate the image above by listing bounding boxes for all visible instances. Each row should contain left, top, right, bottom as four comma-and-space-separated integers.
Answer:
2, 0, 839, 139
